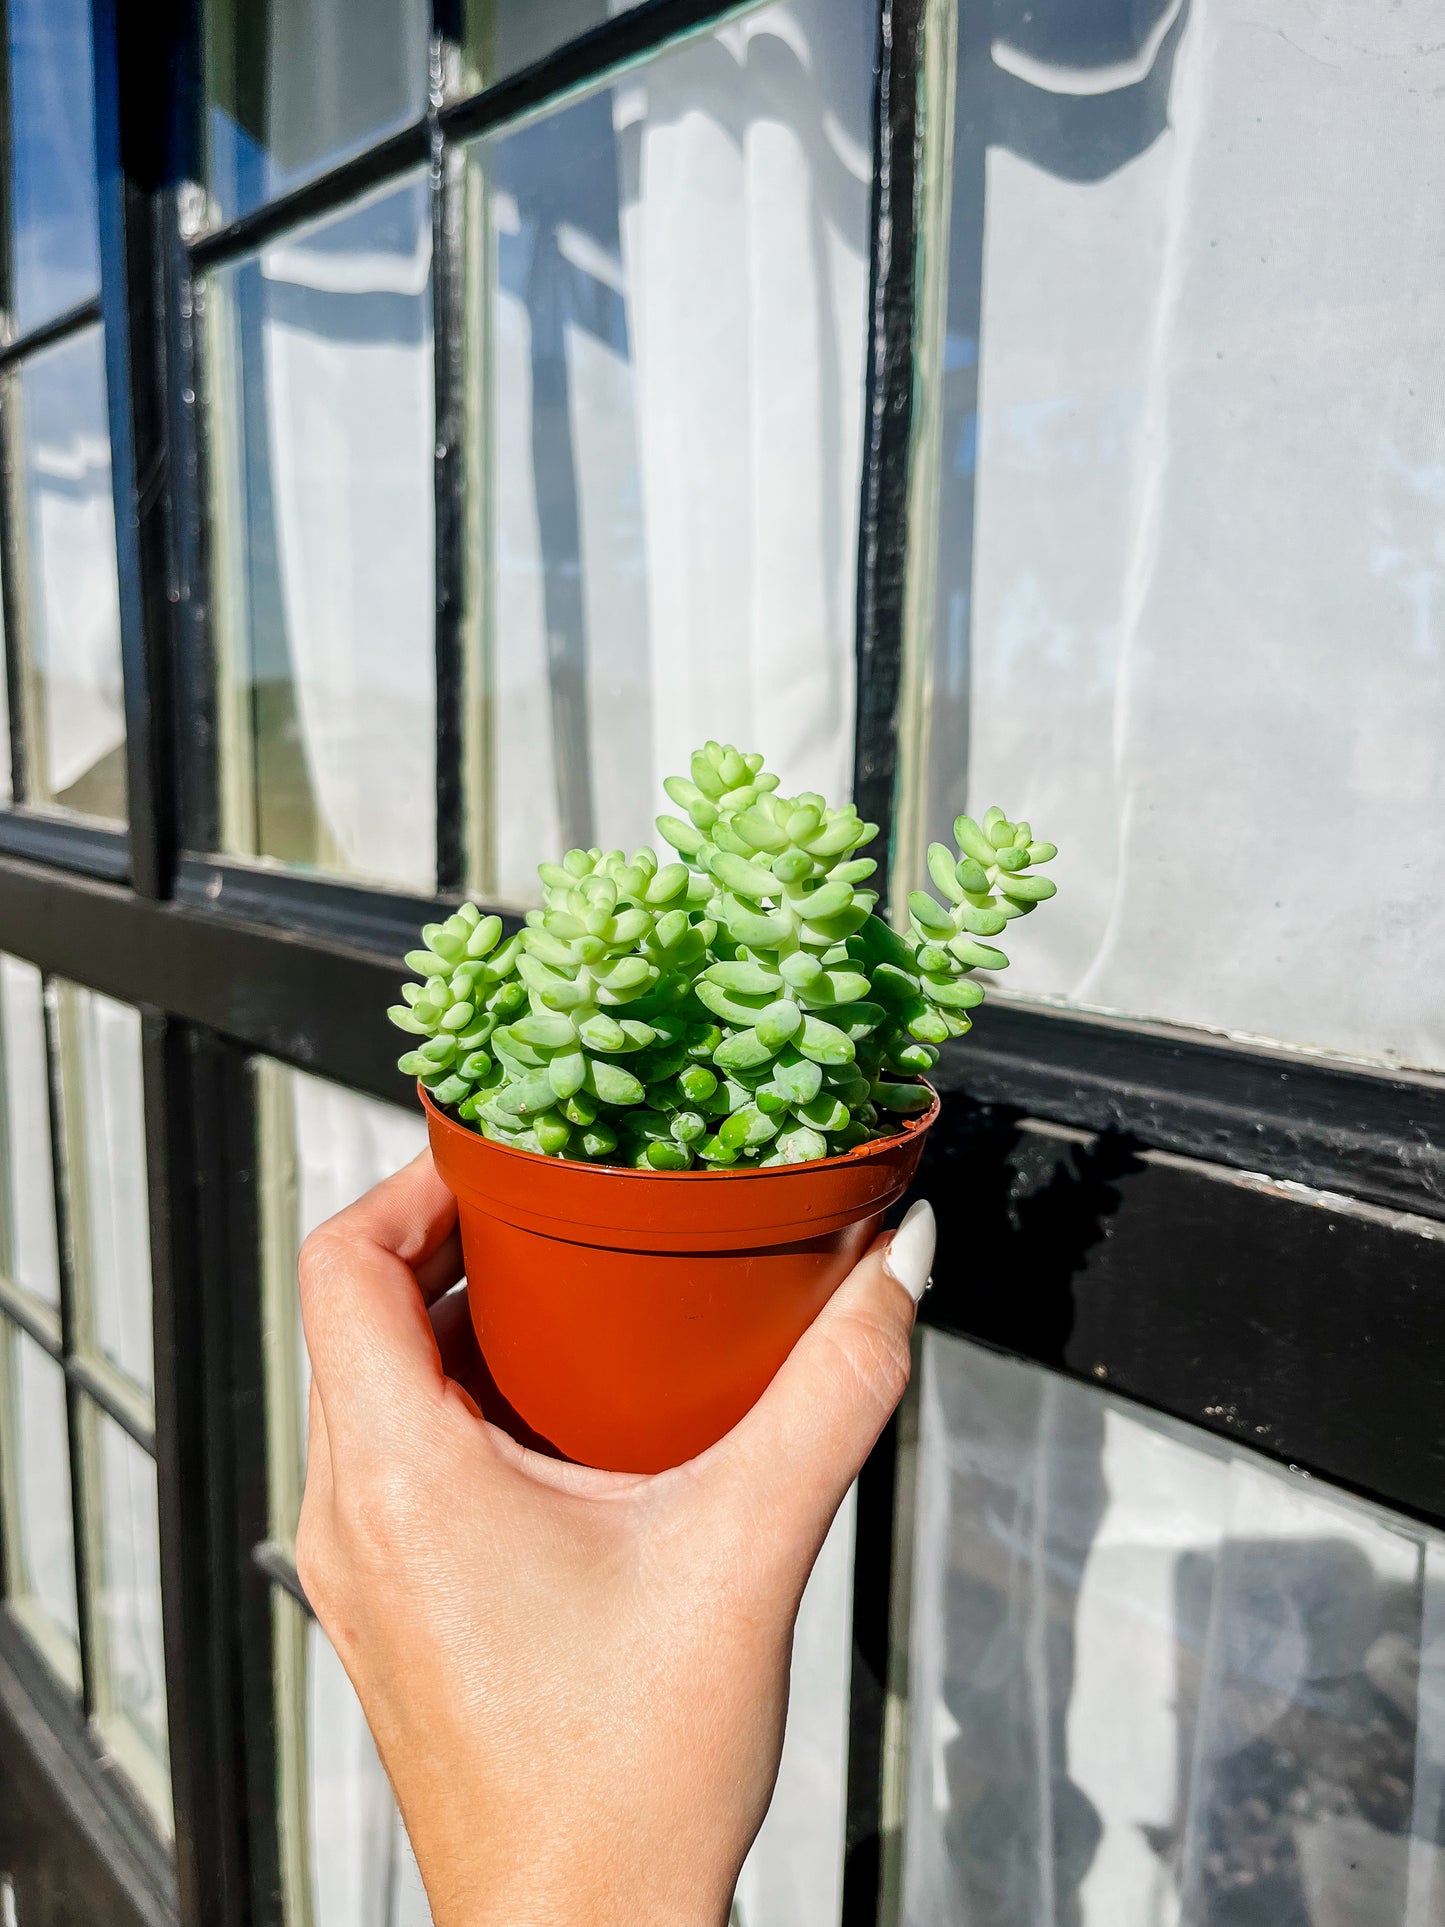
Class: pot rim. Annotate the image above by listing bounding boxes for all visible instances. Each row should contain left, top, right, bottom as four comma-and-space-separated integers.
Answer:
419, 1080, 939, 1180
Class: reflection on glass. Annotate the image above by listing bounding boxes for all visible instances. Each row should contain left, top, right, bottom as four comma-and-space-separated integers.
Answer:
914, 0, 1445, 1069
15, 327, 126, 822
6, 0, 102, 333
91, 1407, 170, 1819
60, 986, 154, 1400
0, 1324, 79, 1682
273, 1589, 432, 1927
459, 0, 643, 95
469, 0, 874, 900
257, 1063, 428, 1547
902, 1333, 1445, 1926
208, 176, 435, 890
0, 955, 61, 1312
733, 1490, 855, 1927
203, 0, 428, 225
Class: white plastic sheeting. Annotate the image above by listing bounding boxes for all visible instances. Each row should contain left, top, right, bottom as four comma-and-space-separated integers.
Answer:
18, 328, 125, 817
66, 986, 155, 1397
0, 955, 61, 1309
482, 0, 874, 897
903, 1332, 1445, 1926
924, 0, 1445, 1069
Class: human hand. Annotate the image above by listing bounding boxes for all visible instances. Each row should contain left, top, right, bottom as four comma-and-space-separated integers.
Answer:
296, 1154, 935, 1927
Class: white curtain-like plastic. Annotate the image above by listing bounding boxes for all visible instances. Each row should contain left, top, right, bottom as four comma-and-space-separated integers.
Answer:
253, 178, 436, 890
485, 0, 873, 898
96, 1416, 169, 1784
305, 1618, 432, 1927
929, 0, 1445, 1069
0, 955, 61, 1308
903, 1332, 1445, 1926
20, 329, 126, 815
734, 1489, 856, 1927
69, 988, 154, 1397
3, 1331, 78, 1659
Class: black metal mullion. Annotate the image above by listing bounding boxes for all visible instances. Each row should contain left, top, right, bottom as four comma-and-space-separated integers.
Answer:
0, 810, 130, 878
0, 294, 103, 370
430, 9, 466, 896
188, 120, 431, 272
38, 979, 99, 1725
62, 1356, 156, 1456
93, 0, 190, 901
842, 3, 924, 1920
851, 0, 924, 916
143, 1017, 250, 1927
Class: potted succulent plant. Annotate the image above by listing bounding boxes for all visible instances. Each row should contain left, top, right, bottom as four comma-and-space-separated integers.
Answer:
390, 743, 1057, 1470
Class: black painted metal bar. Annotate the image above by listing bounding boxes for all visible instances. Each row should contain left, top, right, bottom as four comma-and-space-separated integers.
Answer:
39, 982, 99, 1727
438, 0, 752, 145
940, 998, 1445, 1222
92, 0, 184, 901
173, 852, 495, 958
430, 14, 467, 896
188, 120, 431, 271
64, 1357, 156, 1457
0, 810, 131, 880
851, 0, 924, 919
0, 294, 103, 370
0, 1616, 177, 1925
917, 1114, 1445, 1530
143, 1020, 250, 1927
842, 3, 924, 1919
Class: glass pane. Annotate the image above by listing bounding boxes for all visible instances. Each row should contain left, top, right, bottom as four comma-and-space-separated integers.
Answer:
273, 1589, 432, 1927
0, 1322, 78, 1682
470, 0, 875, 900
6, 0, 102, 334
916, 0, 1445, 1071
59, 986, 153, 1401
0, 955, 60, 1312
258, 1063, 428, 1547
459, 0, 644, 94
207, 176, 436, 890
203, 0, 429, 226
733, 1489, 854, 1927
89, 1406, 170, 1818
902, 1333, 1445, 1925
14, 327, 126, 823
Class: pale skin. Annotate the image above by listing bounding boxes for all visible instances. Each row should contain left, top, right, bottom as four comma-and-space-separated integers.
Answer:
297, 1153, 930, 1927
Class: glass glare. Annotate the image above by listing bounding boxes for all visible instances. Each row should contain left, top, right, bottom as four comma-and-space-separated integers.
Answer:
915, 0, 1445, 1069
60, 987, 154, 1402
15, 328, 127, 823
902, 1333, 1445, 1925
91, 1406, 170, 1812
6, 0, 102, 334
203, 0, 429, 225
0, 1323, 79, 1680
470, 0, 875, 900
207, 176, 436, 890
0, 955, 61, 1312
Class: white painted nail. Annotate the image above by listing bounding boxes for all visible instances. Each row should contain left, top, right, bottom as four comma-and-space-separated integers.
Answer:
883, 1198, 935, 1303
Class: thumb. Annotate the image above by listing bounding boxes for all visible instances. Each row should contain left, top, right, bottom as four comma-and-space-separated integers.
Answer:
703, 1199, 935, 1555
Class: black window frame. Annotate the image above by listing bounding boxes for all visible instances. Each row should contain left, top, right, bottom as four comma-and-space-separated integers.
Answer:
0, 1, 1439, 1924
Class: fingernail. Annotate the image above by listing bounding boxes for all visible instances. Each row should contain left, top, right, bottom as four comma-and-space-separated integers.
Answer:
884, 1199, 935, 1303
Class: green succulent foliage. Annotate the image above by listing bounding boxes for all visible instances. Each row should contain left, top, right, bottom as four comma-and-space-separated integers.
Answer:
390, 743, 1058, 1169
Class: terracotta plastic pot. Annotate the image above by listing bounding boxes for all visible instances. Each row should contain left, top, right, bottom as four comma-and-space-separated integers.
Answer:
421, 1085, 938, 1473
